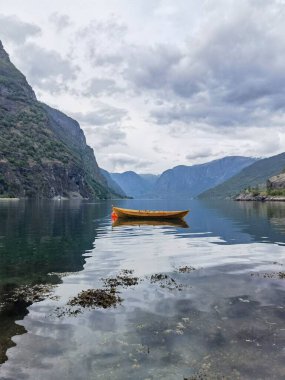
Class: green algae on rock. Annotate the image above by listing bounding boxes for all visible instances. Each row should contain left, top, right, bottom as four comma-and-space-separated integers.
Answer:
103, 270, 139, 289
68, 288, 122, 309
176, 266, 196, 273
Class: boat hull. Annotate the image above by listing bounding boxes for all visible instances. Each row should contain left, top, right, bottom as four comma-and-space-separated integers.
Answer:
112, 207, 189, 220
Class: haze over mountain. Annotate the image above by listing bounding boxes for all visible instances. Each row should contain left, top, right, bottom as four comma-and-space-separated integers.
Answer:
139, 174, 159, 188
109, 157, 257, 199
100, 168, 126, 198
0, 41, 115, 199
152, 156, 257, 199
199, 152, 285, 199
110, 171, 157, 198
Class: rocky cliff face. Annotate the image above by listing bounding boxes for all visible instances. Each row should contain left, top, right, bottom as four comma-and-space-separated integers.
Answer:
43, 104, 108, 187
0, 41, 36, 107
267, 173, 285, 190
0, 41, 113, 199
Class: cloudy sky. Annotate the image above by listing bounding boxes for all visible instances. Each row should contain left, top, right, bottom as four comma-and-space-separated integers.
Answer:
1, 0, 285, 173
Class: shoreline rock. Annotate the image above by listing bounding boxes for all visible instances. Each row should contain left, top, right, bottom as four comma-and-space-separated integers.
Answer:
235, 193, 285, 202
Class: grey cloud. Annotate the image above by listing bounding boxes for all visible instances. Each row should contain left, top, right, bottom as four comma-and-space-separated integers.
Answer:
83, 78, 122, 97
0, 14, 41, 44
32, 79, 70, 94
71, 105, 127, 126
196, 14, 285, 108
186, 150, 214, 161
106, 153, 152, 171
126, 44, 182, 91
150, 102, 250, 128
152, 145, 163, 154
79, 18, 127, 41
49, 13, 72, 32
78, 18, 127, 68
15, 43, 79, 91
93, 53, 124, 67
126, 3, 285, 128
84, 124, 127, 148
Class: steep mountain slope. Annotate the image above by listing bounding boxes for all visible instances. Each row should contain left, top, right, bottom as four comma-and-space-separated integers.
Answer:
0, 41, 113, 199
153, 156, 257, 198
110, 171, 155, 198
199, 152, 285, 199
100, 168, 127, 197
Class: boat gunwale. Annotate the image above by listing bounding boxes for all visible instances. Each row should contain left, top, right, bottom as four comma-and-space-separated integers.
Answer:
112, 206, 189, 219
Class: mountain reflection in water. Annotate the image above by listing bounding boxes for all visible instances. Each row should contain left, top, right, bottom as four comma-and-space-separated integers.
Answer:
0, 199, 284, 379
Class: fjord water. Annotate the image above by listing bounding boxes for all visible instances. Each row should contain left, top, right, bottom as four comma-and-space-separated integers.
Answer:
0, 199, 284, 379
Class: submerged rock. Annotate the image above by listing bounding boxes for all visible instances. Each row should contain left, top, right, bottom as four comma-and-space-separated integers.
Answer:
150, 273, 168, 282
3, 283, 55, 305
177, 266, 196, 273
56, 267, 197, 318
68, 288, 122, 309
149, 273, 184, 291
251, 271, 285, 279
103, 270, 139, 288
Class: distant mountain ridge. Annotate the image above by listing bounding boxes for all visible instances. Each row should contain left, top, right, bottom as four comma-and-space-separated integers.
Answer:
152, 156, 257, 198
100, 168, 127, 198
199, 152, 285, 199
109, 157, 257, 199
110, 171, 158, 198
0, 41, 115, 199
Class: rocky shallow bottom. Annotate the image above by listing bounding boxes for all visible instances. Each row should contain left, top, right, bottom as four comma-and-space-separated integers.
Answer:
1, 265, 285, 379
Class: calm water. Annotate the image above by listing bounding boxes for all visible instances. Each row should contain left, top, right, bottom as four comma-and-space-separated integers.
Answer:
0, 199, 284, 379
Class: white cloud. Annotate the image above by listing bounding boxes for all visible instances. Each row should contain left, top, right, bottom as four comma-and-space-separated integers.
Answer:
70, 104, 127, 126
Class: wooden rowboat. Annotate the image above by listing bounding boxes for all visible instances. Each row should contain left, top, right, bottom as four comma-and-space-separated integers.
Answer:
112, 206, 189, 220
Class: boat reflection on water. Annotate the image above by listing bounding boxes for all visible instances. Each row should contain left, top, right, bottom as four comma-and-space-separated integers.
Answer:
112, 218, 189, 228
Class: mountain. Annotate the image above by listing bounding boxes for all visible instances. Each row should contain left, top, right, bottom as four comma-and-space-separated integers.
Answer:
199, 152, 285, 199
153, 156, 257, 198
110, 171, 157, 198
100, 168, 127, 198
139, 174, 159, 187
0, 41, 114, 199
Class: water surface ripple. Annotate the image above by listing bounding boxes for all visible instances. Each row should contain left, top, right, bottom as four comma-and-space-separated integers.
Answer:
0, 199, 284, 379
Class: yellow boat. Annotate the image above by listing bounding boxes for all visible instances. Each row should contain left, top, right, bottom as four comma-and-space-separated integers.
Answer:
112, 206, 189, 220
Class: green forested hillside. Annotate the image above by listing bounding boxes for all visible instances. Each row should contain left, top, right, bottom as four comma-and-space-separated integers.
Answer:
152, 156, 257, 198
199, 152, 285, 199
0, 41, 113, 199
